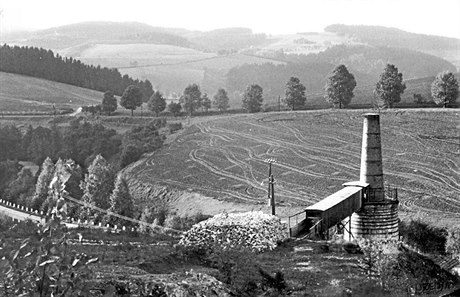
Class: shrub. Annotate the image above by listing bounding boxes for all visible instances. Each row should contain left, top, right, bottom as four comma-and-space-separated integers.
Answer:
207, 245, 262, 296
399, 219, 447, 254
446, 226, 460, 259
119, 145, 143, 168
378, 248, 457, 295
164, 214, 183, 230
168, 122, 182, 133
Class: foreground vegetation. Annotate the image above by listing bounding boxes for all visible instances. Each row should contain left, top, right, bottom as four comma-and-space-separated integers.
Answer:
1, 211, 458, 296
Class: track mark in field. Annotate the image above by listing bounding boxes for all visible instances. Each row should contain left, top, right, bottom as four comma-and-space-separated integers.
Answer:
129, 112, 460, 216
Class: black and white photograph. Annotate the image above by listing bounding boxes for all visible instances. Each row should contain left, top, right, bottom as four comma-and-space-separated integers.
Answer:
0, 0, 459, 295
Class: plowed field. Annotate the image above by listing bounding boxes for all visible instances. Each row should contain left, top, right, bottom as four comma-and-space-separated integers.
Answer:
129, 109, 460, 218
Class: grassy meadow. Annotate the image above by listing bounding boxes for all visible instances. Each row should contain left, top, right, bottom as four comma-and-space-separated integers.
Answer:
0, 72, 102, 113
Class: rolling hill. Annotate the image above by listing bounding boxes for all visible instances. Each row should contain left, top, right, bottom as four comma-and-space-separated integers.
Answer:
324, 24, 460, 68
0, 72, 102, 113
2, 22, 458, 103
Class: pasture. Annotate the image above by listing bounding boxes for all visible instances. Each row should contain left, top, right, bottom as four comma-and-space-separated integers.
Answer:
0, 72, 102, 113
63, 43, 285, 94
128, 109, 460, 223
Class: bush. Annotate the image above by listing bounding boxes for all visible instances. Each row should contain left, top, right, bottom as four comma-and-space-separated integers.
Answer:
399, 219, 447, 254
378, 248, 457, 295
207, 245, 262, 296
168, 122, 182, 133
163, 212, 210, 231
119, 144, 143, 168
446, 226, 460, 259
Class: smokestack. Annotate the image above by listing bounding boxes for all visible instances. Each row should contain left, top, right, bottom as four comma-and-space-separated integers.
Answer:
347, 113, 399, 240
360, 113, 384, 201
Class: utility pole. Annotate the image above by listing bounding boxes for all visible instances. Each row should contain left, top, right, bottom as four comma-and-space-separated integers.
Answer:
278, 95, 281, 112
270, 174, 275, 215
264, 158, 276, 215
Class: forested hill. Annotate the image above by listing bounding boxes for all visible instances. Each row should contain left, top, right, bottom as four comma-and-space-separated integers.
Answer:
0, 44, 153, 98
14, 22, 192, 50
325, 24, 460, 51
225, 44, 457, 105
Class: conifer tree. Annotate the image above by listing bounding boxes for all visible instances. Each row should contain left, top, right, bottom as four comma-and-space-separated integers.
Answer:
42, 159, 82, 217
31, 157, 54, 210
104, 176, 134, 227
80, 155, 116, 221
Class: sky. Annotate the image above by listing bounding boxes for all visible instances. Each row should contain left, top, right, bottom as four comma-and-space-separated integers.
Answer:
1, 0, 460, 39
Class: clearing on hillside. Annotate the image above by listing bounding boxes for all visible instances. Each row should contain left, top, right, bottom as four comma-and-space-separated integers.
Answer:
0, 72, 102, 113
127, 109, 460, 222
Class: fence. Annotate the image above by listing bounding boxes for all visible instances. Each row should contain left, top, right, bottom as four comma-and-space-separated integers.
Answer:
0, 197, 182, 235
365, 185, 398, 202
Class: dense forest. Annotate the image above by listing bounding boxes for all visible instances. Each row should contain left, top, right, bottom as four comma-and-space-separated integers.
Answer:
0, 44, 154, 98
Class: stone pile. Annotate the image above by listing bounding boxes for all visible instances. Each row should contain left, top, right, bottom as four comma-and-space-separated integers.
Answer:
179, 211, 287, 252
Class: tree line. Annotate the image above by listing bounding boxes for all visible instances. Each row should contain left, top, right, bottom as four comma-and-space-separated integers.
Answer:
0, 44, 154, 97
0, 118, 167, 169
186, 64, 459, 114
228, 44, 455, 103
82, 83, 231, 117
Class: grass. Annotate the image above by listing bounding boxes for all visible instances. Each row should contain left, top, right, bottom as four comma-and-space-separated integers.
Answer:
63, 43, 285, 95
0, 72, 102, 112
126, 109, 460, 225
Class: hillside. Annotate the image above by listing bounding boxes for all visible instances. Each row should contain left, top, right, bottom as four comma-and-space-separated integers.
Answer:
0, 72, 102, 113
3, 21, 458, 100
325, 24, 460, 68
226, 47, 457, 108
124, 109, 460, 227
64, 43, 285, 96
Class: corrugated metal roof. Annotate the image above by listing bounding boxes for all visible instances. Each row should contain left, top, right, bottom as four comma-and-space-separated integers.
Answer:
305, 186, 362, 212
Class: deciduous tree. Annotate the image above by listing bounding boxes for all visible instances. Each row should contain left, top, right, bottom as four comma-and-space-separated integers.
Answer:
147, 90, 166, 116
168, 102, 182, 117
374, 64, 406, 108
6, 168, 35, 205
242, 84, 264, 113
101, 90, 117, 115
324, 65, 356, 109
431, 71, 459, 108
201, 93, 211, 112
213, 88, 230, 111
120, 85, 143, 116
180, 84, 202, 116
284, 77, 307, 110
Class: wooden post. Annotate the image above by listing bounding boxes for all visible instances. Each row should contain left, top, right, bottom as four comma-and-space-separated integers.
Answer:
268, 162, 272, 204
270, 175, 275, 215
